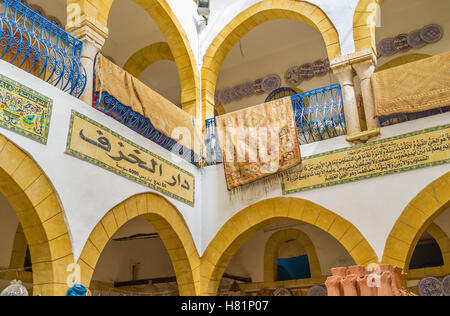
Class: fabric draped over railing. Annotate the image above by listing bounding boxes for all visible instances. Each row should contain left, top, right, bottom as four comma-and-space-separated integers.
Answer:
372, 52, 450, 117
216, 97, 301, 194
94, 54, 202, 156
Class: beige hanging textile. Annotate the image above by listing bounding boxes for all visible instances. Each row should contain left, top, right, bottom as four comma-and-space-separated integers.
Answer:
372, 52, 450, 117
94, 54, 202, 157
216, 97, 301, 196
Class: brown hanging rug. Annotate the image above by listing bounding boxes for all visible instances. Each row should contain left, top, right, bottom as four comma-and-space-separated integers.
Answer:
372, 51, 450, 117
94, 54, 202, 157
216, 97, 301, 198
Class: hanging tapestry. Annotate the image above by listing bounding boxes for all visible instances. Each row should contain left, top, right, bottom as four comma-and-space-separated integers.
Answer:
372, 52, 450, 117
216, 97, 301, 192
94, 54, 202, 156
0, 74, 52, 144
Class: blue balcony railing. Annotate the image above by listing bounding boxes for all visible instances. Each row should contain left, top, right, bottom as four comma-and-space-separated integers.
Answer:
205, 83, 346, 166
0, 0, 86, 97
95, 91, 201, 164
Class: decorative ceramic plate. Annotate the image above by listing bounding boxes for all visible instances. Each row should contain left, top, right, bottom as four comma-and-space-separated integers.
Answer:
418, 277, 443, 296
377, 38, 396, 56
253, 79, 265, 95
239, 81, 254, 98
284, 66, 302, 86
308, 285, 327, 297
220, 88, 232, 104
262, 74, 281, 92
231, 85, 242, 101
273, 288, 293, 297
420, 24, 444, 43
442, 275, 450, 296
408, 29, 427, 48
393, 33, 411, 52
312, 59, 328, 77
299, 63, 314, 80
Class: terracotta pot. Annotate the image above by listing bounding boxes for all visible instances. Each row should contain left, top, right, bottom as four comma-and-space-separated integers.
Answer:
326, 276, 343, 296
342, 275, 358, 296
331, 267, 347, 278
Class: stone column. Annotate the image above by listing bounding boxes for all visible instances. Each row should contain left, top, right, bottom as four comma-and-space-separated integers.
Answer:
352, 54, 380, 131
332, 65, 361, 136
67, 16, 108, 106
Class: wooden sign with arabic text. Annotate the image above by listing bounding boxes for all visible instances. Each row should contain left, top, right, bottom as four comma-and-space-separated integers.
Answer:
66, 111, 195, 206
283, 125, 449, 194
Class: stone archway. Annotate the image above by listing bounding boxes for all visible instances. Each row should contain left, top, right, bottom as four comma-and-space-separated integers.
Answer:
263, 228, 322, 282
123, 42, 174, 77
77, 192, 200, 296
201, 0, 341, 122
382, 172, 450, 269
0, 135, 73, 296
69, 0, 199, 116
201, 197, 377, 296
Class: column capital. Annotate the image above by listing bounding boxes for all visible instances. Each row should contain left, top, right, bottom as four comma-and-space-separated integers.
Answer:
352, 59, 376, 81
66, 15, 109, 50
331, 64, 354, 86
330, 48, 377, 69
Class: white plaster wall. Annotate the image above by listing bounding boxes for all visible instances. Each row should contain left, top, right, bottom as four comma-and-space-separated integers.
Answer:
201, 112, 450, 259
0, 59, 203, 263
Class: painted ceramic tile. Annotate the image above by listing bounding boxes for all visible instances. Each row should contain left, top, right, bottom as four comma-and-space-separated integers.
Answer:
283, 125, 450, 194
0, 74, 53, 144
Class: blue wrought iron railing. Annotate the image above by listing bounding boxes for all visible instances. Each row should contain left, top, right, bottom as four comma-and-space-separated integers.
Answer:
0, 0, 86, 97
204, 83, 346, 166
378, 106, 449, 127
94, 91, 201, 164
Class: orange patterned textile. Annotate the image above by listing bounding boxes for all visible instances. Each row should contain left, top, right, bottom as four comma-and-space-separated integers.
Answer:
216, 97, 301, 191
372, 52, 450, 117
94, 54, 202, 156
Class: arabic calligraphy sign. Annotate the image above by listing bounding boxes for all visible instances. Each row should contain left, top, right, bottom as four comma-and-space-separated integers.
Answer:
283, 125, 450, 194
66, 111, 195, 206
0, 74, 52, 144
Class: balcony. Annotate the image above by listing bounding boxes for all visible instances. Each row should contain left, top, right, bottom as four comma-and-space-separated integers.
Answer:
0, 0, 86, 97
204, 83, 346, 166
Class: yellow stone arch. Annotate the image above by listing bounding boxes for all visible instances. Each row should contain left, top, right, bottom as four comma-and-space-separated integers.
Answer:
69, 0, 199, 116
382, 172, 450, 269
263, 229, 322, 282
0, 135, 73, 296
123, 42, 174, 77
201, 197, 377, 296
201, 0, 341, 122
77, 193, 200, 296
353, 0, 385, 53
